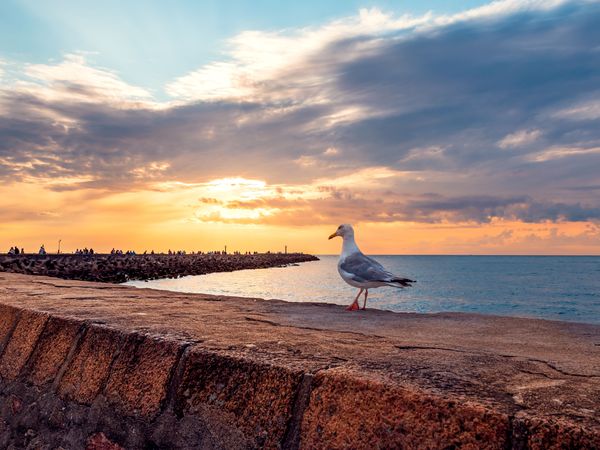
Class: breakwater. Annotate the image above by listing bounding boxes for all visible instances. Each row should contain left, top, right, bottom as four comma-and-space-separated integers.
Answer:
0, 273, 598, 449
0, 253, 318, 283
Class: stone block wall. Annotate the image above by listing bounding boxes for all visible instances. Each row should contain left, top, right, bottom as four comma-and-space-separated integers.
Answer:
0, 303, 598, 449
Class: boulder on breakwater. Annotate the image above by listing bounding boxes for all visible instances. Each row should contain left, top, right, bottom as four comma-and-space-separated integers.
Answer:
0, 253, 319, 284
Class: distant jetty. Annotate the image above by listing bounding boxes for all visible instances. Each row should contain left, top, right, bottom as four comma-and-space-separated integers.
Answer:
0, 253, 319, 283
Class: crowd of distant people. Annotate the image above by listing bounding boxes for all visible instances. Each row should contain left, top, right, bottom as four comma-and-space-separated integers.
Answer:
111, 248, 137, 255
6, 245, 286, 256
7, 245, 47, 255
75, 248, 95, 255
7, 246, 25, 255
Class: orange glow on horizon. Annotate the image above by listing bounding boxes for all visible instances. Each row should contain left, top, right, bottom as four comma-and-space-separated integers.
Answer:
1, 176, 599, 255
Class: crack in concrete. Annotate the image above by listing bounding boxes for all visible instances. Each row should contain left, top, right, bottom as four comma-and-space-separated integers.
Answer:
245, 316, 280, 327
396, 345, 474, 354
525, 357, 600, 379
395, 345, 600, 379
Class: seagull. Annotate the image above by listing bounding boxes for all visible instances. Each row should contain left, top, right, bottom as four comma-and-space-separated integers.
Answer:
329, 224, 415, 311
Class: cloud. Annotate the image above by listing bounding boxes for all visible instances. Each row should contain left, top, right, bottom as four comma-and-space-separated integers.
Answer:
401, 194, 600, 223
528, 146, 600, 162
165, 8, 432, 102
176, 174, 600, 226
1, 0, 600, 234
17, 53, 153, 105
553, 99, 600, 121
217, 190, 600, 225
165, 0, 578, 103
497, 129, 541, 148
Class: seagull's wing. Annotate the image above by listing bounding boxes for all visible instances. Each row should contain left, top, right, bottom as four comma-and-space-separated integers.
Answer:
340, 252, 415, 287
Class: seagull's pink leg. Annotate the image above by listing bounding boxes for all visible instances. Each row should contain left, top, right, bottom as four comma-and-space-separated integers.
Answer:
361, 289, 368, 310
346, 288, 363, 311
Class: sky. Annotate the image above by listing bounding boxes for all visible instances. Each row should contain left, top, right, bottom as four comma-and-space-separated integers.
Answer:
1, 0, 600, 254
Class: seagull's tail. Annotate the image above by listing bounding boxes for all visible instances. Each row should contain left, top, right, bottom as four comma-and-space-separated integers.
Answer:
384, 277, 416, 288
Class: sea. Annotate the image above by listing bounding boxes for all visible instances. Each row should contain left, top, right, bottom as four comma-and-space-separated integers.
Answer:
125, 255, 600, 325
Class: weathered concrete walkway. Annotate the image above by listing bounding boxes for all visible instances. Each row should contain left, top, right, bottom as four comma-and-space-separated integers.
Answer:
0, 272, 599, 449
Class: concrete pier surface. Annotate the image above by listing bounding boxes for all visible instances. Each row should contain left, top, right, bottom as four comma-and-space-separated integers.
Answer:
0, 272, 599, 449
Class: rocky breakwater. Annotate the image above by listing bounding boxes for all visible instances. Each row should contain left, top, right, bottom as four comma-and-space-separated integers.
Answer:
0, 253, 318, 283
0, 273, 599, 449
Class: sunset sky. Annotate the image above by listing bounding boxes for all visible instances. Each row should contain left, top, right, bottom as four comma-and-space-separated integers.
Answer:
1, 0, 600, 254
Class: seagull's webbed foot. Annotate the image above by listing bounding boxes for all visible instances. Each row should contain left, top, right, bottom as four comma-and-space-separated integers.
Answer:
345, 288, 363, 312
346, 301, 360, 311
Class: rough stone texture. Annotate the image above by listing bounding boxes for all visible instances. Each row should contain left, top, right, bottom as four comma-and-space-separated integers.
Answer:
0, 310, 47, 381
175, 348, 304, 449
0, 272, 598, 449
301, 367, 511, 449
86, 432, 125, 450
58, 325, 124, 404
25, 316, 83, 386
104, 334, 182, 418
513, 413, 600, 450
0, 305, 19, 350
0, 252, 319, 283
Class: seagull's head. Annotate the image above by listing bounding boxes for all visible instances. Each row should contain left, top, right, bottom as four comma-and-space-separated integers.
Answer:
328, 224, 354, 240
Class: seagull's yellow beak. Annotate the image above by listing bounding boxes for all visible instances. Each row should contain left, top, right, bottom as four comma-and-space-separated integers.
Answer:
328, 231, 338, 240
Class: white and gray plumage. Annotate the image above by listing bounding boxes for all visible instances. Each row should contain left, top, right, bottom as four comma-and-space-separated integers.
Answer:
329, 224, 415, 311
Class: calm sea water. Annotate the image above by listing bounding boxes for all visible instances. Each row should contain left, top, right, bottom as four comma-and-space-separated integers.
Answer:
125, 255, 600, 325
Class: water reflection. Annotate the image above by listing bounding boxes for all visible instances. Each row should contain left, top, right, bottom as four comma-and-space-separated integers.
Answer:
125, 255, 600, 324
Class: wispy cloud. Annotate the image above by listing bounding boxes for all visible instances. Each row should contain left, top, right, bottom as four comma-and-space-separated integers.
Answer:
497, 129, 542, 149
17, 53, 153, 105
528, 146, 600, 162
554, 99, 600, 121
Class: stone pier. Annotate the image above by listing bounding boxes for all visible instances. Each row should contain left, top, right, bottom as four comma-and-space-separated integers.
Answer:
0, 273, 598, 449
